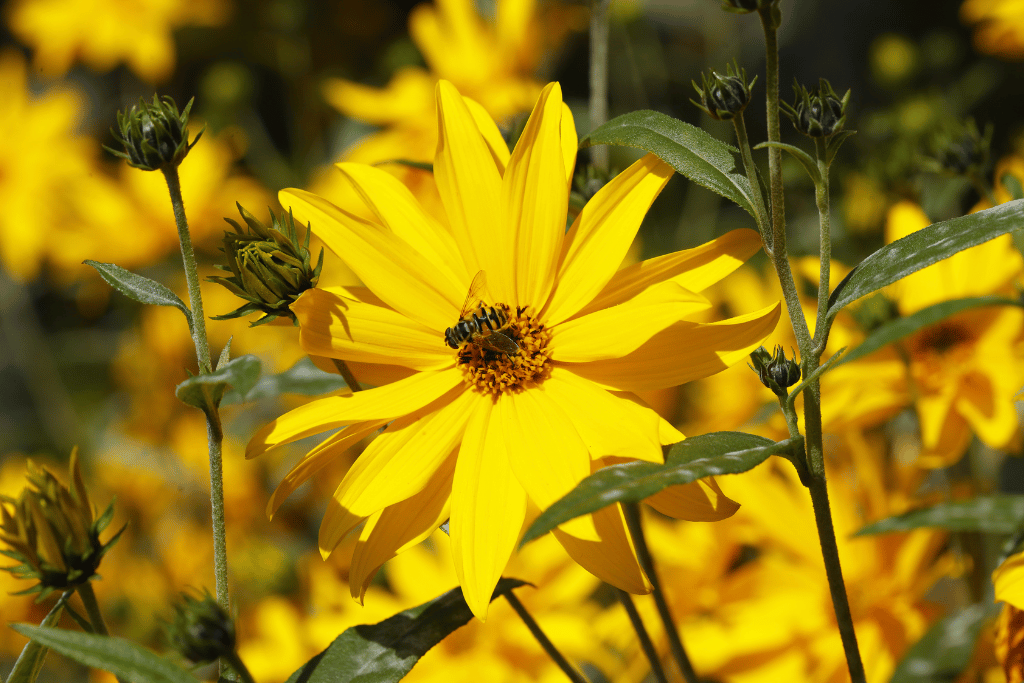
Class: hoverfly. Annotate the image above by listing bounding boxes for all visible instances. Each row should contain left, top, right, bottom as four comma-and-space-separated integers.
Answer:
444, 270, 520, 357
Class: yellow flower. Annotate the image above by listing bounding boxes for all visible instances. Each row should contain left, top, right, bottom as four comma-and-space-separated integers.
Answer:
5, 0, 231, 82
961, 0, 1024, 60
249, 80, 781, 620
885, 201, 1024, 465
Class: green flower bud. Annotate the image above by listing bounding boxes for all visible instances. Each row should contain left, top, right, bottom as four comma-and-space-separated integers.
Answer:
782, 79, 851, 138
691, 63, 757, 121
749, 345, 801, 396
923, 118, 992, 178
0, 449, 123, 600
166, 591, 236, 664
208, 204, 324, 326
106, 95, 203, 171
719, 0, 778, 14
569, 163, 614, 218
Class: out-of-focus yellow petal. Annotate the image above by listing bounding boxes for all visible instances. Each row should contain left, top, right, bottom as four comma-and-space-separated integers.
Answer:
246, 369, 463, 458
500, 389, 599, 540
645, 478, 740, 522
553, 503, 650, 594
451, 397, 527, 620
542, 367, 664, 463
334, 162, 469, 285
330, 389, 474, 517
266, 420, 388, 519
996, 551, 1024, 610
280, 188, 463, 330
579, 228, 763, 316
567, 302, 782, 392
293, 288, 454, 370
502, 82, 568, 308
349, 455, 456, 602
551, 280, 710, 362
434, 80, 508, 300
544, 154, 674, 325
322, 66, 434, 124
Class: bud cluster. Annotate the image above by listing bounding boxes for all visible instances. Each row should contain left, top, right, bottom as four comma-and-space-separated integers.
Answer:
107, 95, 203, 172
925, 118, 992, 177
749, 345, 801, 397
691, 63, 757, 121
0, 450, 122, 598
782, 79, 850, 138
209, 204, 324, 326
166, 591, 237, 664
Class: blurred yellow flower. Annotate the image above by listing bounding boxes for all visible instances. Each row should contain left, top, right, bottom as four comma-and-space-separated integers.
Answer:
5, 0, 231, 82
0, 50, 92, 281
961, 0, 1024, 60
250, 80, 780, 620
885, 201, 1024, 465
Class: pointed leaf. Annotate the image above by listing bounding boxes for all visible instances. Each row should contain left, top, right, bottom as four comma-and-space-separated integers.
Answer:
216, 337, 233, 371
856, 495, 1024, 536
580, 110, 757, 219
827, 199, 1024, 319
889, 603, 996, 683
176, 355, 261, 412
283, 578, 527, 683
754, 141, 821, 185
8, 625, 199, 683
222, 357, 347, 404
838, 296, 1023, 367
520, 433, 796, 546
5, 593, 68, 683
85, 261, 193, 335
1002, 173, 1024, 201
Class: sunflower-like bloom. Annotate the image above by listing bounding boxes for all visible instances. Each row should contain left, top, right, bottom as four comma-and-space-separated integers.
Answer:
961, 0, 1024, 60
248, 80, 781, 619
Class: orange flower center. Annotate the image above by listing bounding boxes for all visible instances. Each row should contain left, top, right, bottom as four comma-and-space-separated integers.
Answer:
456, 305, 552, 397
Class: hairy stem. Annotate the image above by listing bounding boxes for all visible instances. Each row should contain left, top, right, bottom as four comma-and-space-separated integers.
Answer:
622, 503, 699, 683
616, 588, 668, 683
589, 0, 611, 173
813, 137, 832, 354
732, 114, 772, 251
223, 652, 258, 683
504, 590, 589, 683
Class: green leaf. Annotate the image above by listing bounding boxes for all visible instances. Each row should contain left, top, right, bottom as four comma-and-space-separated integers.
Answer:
825, 129, 856, 166
580, 110, 757, 219
1002, 172, 1024, 201
283, 578, 526, 683
176, 354, 261, 412
85, 260, 193, 335
222, 357, 348, 404
5, 593, 68, 683
838, 296, 1022, 367
754, 141, 821, 185
8, 625, 199, 683
520, 433, 795, 547
889, 603, 996, 683
856, 495, 1024, 536
216, 337, 233, 370
827, 199, 1024, 319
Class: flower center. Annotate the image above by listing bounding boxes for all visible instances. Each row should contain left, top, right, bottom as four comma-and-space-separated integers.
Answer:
455, 305, 552, 397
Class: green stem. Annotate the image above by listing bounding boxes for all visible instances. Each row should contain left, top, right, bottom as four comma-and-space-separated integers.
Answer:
223, 652, 258, 683
161, 166, 232, 680
5, 592, 71, 683
732, 114, 772, 250
331, 358, 363, 392
504, 590, 589, 683
812, 137, 832, 355
622, 503, 698, 683
589, 0, 611, 173
615, 588, 668, 683
76, 582, 108, 636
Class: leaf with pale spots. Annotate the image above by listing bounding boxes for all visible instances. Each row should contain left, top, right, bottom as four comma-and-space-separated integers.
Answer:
85, 260, 193, 335
222, 357, 347, 404
176, 354, 261, 413
856, 495, 1024, 536
520, 432, 799, 546
890, 603, 997, 683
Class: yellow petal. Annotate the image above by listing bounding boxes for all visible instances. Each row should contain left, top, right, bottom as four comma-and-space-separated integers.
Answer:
542, 367, 664, 463
553, 503, 651, 594
579, 228, 763, 316
349, 454, 456, 602
450, 397, 527, 620
462, 96, 510, 174
551, 280, 710, 362
330, 389, 474, 517
266, 420, 388, 519
995, 551, 1024, 610
319, 492, 365, 558
500, 389, 599, 540
956, 371, 1020, 449
322, 66, 434, 124
293, 288, 453, 370
544, 154, 674, 325
334, 162, 469, 285
645, 478, 740, 521
434, 80, 507, 298
567, 302, 782, 392
560, 101, 577, 186
503, 82, 568, 308
280, 188, 462, 330
246, 368, 463, 458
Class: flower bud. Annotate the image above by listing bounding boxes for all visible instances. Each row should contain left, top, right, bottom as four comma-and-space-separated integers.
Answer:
924, 118, 992, 177
749, 345, 801, 396
208, 204, 324, 326
166, 591, 236, 664
692, 63, 757, 121
782, 79, 851, 138
0, 449, 122, 599
106, 95, 203, 171
719, 0, 777, 13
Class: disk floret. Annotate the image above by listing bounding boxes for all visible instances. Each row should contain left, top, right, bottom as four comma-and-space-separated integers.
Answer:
458, 305, 552, 397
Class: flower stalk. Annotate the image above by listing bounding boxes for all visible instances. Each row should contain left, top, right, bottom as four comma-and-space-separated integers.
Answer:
589, 0, 611, 173
503, 590, 589, 683
616, 588, 668, 683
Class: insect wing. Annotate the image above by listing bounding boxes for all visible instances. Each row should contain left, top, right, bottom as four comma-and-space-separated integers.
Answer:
459, 270, 488, 318
480, 330, 520, 355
